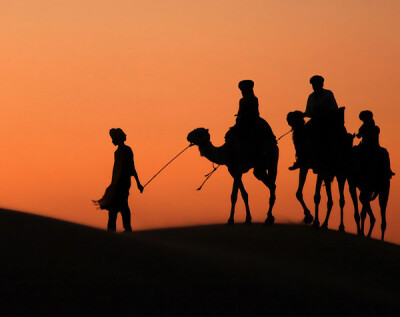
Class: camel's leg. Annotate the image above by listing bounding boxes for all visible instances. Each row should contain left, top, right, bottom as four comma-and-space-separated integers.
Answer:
238, 180, 251, 224
296, 168, 313, 224
227, 178, 240, 225
360, 191, 375, 238
265, 147, 279, 225
349, 183, 361, 234
379, 181, 390, 241
265, 182, 276, 225
254, 168, 276, 224
321, 180, 334, 229
365, 204, 375, 238
312, 175, 323, 228
360, 206, 367, 236
254, 149, 278, 225
337, 177, 346, 232
359, 192, 367, 236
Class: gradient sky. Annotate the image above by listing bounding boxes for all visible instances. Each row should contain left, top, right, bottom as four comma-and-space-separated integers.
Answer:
1, 1, 399, 243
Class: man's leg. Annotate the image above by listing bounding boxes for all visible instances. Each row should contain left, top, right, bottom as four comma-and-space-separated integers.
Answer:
121, 201, 132, 232
107, 209, 118, 232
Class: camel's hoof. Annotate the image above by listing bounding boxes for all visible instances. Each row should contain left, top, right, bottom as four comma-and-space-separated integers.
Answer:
303, 213, 314, 224
227, 218, 234, 225
321, 222, 328, 230
312, 220, 320, 228
264, 215, 275, 225
245, 217, 252, 225
338, 225, 345, 232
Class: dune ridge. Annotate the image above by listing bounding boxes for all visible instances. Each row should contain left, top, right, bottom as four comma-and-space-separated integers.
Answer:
0, 208, 399, 316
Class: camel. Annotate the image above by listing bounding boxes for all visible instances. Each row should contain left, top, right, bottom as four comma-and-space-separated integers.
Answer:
348, 147, 393, 240
287, 108, 354, 230
187, 127, 279, 225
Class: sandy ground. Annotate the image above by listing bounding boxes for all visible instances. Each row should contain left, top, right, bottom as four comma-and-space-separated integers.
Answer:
0, 208, 399, 316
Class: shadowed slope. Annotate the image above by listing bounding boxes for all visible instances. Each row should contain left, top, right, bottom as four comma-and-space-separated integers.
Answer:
0, 208, 399, 316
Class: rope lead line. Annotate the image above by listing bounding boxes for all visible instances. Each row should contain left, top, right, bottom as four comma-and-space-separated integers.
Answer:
144, 128, 293, 190
143, 144, 194, 188
196, 163, 220, 191
277, 129, 293, 141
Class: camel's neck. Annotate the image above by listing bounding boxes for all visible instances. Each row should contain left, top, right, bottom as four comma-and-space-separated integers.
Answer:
198, 141, 227, 166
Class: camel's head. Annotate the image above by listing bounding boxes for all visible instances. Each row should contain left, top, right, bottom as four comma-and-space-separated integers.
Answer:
187, 128, 211, 145
287, 111, 305, 129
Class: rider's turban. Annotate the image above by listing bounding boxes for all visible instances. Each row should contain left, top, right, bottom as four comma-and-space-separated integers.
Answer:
309, 75, 324, 85
238, 80, 254, 91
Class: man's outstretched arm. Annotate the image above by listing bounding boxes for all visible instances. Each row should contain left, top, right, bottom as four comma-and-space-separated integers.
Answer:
131, 160, 144, 193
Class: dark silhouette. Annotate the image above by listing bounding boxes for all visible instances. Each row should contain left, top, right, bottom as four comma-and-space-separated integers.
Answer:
289, 75, 339, 171
286, 111, 312, 170
236, 79, 260, 119
3, 209, 400, 316
233, 80, 277, 151
287, 76, 353, 229
288, 98, 394, 239
187, 80, 278, 225
93, 128, 143, 232
287, 108, 353, 229
355, 110, 380, 146
353, 110, 394, 178
348, 110, 394, 240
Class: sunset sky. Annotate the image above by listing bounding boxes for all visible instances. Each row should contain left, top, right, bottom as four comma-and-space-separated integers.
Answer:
1, 1, 399, 243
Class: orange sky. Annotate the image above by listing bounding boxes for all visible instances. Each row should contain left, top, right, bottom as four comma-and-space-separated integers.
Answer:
1, 1, 399, 243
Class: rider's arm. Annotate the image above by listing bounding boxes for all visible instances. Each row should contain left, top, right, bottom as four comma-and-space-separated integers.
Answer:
129, 149, 143, 192
328, 90, 338, 111
111, 150, 122, 185
131, 159, 143, 192
304, 95, 313, 117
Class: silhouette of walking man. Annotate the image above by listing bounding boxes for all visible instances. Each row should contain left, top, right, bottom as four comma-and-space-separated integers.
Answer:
94, 128, 143, 232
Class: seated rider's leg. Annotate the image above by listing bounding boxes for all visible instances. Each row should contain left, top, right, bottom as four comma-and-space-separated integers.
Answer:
379, 147, 395, 177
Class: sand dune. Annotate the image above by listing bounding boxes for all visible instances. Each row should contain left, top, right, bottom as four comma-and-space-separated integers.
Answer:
0, 208, 399, 316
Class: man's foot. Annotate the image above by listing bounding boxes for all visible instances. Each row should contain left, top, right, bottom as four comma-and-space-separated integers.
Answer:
123, 228, 132, 233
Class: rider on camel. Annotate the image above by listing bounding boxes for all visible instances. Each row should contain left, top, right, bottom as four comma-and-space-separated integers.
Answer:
236, 80, 260, 121
289, 75, 339, 170
233, 80, 276, 149
355, 110, 394, 178
304, 75, 338, 120
355, 110, 380, 148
